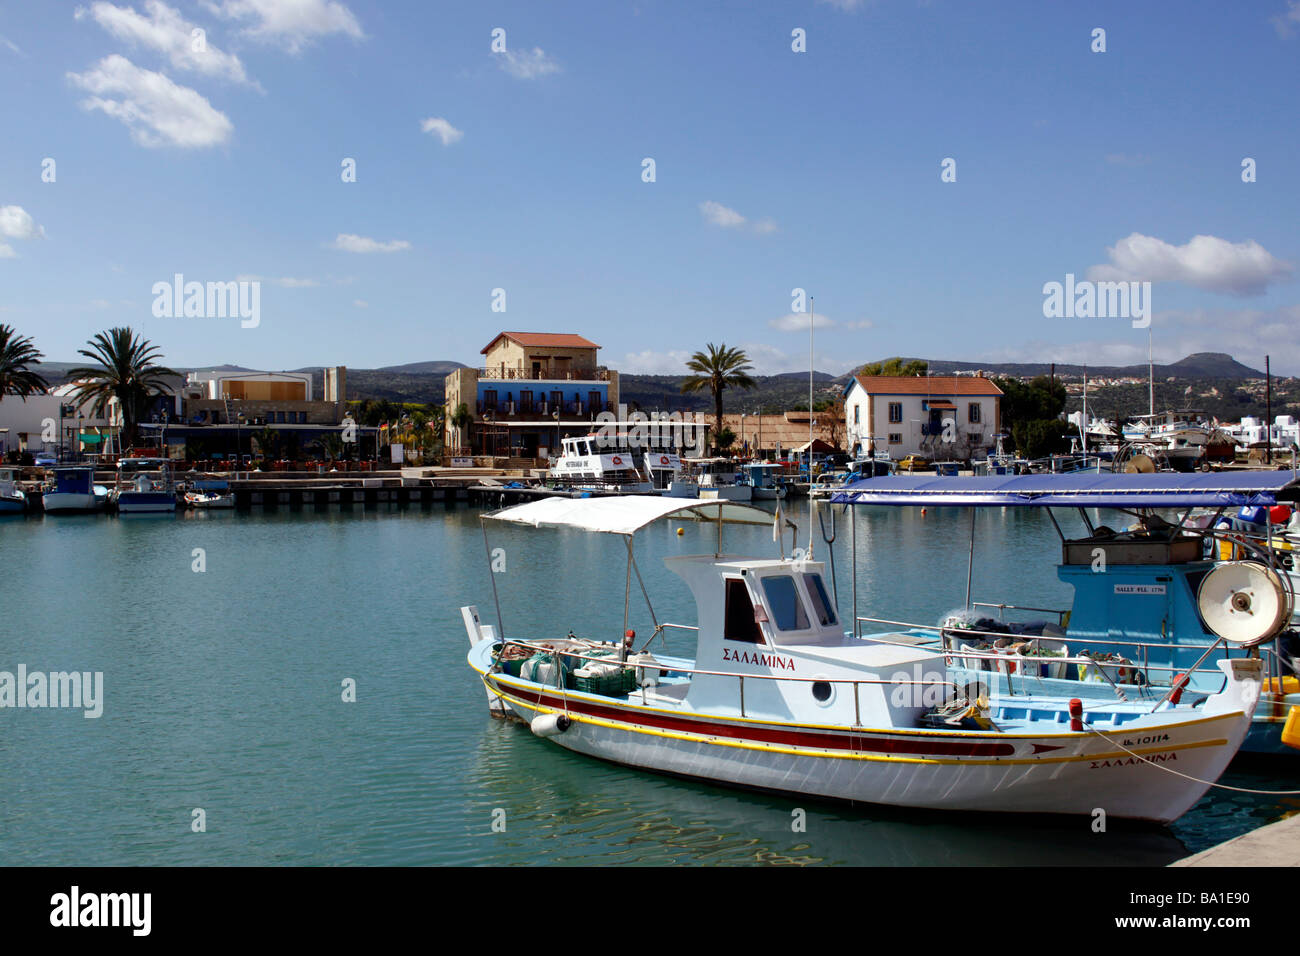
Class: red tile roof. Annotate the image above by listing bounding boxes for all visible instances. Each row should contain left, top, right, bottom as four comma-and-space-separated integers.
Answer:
852, 375, 1003, 396
481, 332, 600, 354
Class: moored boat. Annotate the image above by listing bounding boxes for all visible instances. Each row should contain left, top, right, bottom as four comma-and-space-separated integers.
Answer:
831, 471, 1300, 756
463, 496, 1265, 823
0, 466, 27, 514
42, 465, 108, 514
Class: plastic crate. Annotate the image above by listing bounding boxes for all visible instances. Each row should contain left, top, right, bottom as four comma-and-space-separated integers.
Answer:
573, 667, 635, 697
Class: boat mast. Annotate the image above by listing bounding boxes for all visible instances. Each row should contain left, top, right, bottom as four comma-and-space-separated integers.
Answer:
809, 296, 815, 470
1147, 325, 1154, 418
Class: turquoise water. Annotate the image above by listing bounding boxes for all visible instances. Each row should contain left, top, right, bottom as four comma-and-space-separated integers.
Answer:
0, 500, 1295, 866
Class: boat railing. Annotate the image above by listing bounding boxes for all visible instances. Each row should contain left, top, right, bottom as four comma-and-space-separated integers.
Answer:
491, 636, 966, 720
852, 614, 1286, 699
968, 602, 1071, 627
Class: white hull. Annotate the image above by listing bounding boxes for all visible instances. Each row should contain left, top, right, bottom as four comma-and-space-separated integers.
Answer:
698, 485, 752, 502
484, 672, 1251, 824
42, 492, 105, 513
0, 494, 25, 514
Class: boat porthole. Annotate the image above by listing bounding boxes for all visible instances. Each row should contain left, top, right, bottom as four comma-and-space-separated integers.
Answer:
811, 680, 833, 703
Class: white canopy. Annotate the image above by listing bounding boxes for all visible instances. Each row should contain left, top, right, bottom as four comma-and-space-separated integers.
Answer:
485, 495, 775, 536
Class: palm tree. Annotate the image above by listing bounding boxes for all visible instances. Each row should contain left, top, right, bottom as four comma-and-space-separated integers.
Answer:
681, 343, 756, 452
65, 327, 177, 449
0, 324, 50, 398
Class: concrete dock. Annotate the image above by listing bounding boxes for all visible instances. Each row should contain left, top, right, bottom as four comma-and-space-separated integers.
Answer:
1172, 813, 1300, 866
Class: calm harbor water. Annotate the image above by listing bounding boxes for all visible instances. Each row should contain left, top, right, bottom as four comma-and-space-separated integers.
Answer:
1, 499, 1295, 866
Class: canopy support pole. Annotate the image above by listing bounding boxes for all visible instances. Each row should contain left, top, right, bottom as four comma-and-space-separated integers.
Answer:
1044, 506, 1066, 542
850, 504, 859, 638
964, 506, 976, 610
480, 518, 505, 641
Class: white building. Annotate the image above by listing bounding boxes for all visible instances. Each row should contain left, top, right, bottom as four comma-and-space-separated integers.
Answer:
844, 374, 1003, 460
0, 383, 120, 458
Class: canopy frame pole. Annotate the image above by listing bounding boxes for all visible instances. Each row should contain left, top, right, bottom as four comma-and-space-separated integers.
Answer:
626, 536, 662, 652
1043, 506, 1066, 542
850, 504, 859, 638
964, 506, 976, 610
716, 503, 723, 556
480, 517, 506, 641
1076, 507, 1095, 536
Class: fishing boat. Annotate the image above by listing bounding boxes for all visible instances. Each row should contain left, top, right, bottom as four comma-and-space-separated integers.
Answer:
42, 465, 109, 513
831, 472, 1299, 755
738, 462, 787, 500
112, 458, 177, 514
463, 496, 1264, 823
0, 466, 27, 514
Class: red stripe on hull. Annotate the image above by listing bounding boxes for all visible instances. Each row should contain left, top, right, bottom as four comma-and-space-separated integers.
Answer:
492, 678, 1019, 758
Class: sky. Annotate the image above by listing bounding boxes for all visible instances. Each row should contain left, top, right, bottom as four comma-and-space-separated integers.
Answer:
1, 0, 1298, 378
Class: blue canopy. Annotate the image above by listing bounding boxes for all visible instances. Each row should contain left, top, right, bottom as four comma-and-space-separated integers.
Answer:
830, 472, 1300, 509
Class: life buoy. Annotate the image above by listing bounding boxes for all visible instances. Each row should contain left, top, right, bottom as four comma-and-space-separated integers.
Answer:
611, 455, 623, 465
659, 455, 669, 465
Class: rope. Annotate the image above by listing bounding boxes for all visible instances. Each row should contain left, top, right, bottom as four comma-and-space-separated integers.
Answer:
1081, 718, 1300, 795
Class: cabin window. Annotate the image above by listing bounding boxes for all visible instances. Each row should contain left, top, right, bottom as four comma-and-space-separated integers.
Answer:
889, 402, 902, 424
968, 403, 981, 424
802, 573, 838, 626
760, 576, 810, 632
724, 578, 763, 644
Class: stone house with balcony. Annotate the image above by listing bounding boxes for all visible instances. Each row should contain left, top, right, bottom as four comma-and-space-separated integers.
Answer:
444, 332, 620, 458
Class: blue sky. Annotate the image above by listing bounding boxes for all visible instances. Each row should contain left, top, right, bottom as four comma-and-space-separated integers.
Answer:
2, 0, 1298, 376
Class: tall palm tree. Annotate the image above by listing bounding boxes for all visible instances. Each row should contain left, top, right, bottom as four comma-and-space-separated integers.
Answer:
681, 343, 756, 452
0, 324, 50, 398
65, 327, 177, 449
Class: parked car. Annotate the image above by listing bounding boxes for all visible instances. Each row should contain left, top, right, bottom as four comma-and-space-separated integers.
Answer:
34, 452, 57, 467
897, 454, 932, 473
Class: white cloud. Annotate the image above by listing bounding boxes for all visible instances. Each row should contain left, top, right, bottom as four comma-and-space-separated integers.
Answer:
352, 299, 367, 308
420, 116, 463, 146
496, 47, 560, 79
330, 233, 410, 254
0, 206, 46, 241
1086, 233, 1292, 295
0, 33, 22, 55
1273, 0, 1300, 37
1104, 153, 1151, 167
843, 319, 875, 330
699, 200, 777, 236
0, 244, 16, 259
202, 0, 362, 53
699, 200, 746, 229
769, 313, 834, 332
619, 349, 694, 375
236, 274, 318, 287
819, 0, 866, 10
77, 1, 256, 86
68, 54, 234, 148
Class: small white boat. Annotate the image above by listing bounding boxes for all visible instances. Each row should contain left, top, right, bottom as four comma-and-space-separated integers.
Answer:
184, 491, 234, 509
42, 465, 108, 514
464, 496, 1264, 824
113, 458, 177, 514
0, 467, 26, 514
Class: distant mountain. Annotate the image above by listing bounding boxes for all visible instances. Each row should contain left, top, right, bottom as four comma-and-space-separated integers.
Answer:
876, 351, 1266, 380
371, 361, 468, 375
